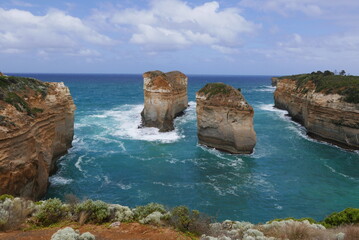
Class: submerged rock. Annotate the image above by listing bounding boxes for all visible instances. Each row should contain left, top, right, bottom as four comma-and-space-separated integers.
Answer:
196, 83, 256, 154
0, 75, 75, 200
141, 70, 188, 132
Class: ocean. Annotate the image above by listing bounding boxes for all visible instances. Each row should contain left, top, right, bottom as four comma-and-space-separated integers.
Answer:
12, 73, 359, 223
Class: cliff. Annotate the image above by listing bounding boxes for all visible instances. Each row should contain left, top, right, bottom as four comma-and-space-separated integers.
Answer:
274, 73, 359, 149
271, 77, 279, 86
141, 71, 188, 132
196, 83, 256, 154
0, 75, 75, 200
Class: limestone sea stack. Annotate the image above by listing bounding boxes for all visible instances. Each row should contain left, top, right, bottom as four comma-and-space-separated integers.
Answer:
196, 83, 256, 154
141, 71, 188, 132
274, 73, 359, 149
0, 75, 75, 200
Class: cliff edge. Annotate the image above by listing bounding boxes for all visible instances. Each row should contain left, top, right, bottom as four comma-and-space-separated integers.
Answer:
0, 75, 75, 200
196, 83, 256, 154
274, 72, 359, 150
141, 71, 188, 132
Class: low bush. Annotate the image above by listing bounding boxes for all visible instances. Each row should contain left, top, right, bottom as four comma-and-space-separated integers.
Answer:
322, 208, 359, 227
169, 206, 211, 235
133, 202, 167, 221
35, 198, 67, 226
75, 200, 109, 224
0, 194, 14, 202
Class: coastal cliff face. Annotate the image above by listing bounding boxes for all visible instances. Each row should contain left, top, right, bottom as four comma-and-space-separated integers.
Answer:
141, 71, 188, 132
274, 78, 359, 149
196, 83, 256, 154
0, 76, 75, 200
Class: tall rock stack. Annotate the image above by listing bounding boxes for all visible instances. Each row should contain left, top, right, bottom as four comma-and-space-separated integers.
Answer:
141, 71, 188, 132
196, 83, 256, 154
0, 76, 75, 200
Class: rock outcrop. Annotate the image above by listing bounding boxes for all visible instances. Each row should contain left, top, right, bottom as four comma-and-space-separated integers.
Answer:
0, 75, 75, 200
274, 77, 359, 149
271, 77, 279, 86
141, 71, 188, 132
196, 83, 256, 154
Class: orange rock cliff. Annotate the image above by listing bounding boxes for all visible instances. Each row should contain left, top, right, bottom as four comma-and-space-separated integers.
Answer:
274, 78, 359, 150
0, 76, 75, 200
141, 71, 188, 132
196, 83, 256, 154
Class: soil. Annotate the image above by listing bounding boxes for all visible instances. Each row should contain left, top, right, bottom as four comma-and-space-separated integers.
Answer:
0, 223, 194, 240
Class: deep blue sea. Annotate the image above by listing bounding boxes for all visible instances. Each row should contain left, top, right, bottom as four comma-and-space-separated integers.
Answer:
12, 73, 359, 223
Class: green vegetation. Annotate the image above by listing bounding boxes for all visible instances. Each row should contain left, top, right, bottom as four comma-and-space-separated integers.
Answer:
198, 82, 235, 99
268, 217, 317, 224
133, 202, 167, 220
0, 194, 14, 201
0, 75, 48, 116
35, 198, 66, 226
75, 200, 110, 224
279, 71, 359, 103
322, 208, 359, 228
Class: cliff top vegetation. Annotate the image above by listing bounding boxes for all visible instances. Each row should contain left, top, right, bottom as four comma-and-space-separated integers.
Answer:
278, 71, 359, 103
198, 82, 240, 99
0, 75, 48, 118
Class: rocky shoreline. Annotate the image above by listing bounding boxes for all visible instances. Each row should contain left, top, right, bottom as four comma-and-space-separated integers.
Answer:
273, 74, 359, 150
0, 75, 75, 200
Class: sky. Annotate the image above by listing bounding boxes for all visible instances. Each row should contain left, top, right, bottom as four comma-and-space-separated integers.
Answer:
0, 0, 358, 75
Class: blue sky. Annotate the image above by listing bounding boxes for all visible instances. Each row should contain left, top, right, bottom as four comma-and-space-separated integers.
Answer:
0, 0, 358, 75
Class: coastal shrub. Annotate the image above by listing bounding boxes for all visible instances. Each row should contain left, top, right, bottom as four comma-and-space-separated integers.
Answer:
0, 194, 14, 202
322, 208, 359, 227
139, 211, 164, 225
133, 202, 167, 221
108, 204, 134, 222
35, 198, 66, 226
0, 197, 35, 230
268, 217, 317, 224
169, 206, 211, 235
75, 200, 109, 224
198, 83, 233, 99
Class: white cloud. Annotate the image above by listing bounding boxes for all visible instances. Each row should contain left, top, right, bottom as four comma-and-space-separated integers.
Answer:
92, 0, 258, 52
0, 8, 114, 54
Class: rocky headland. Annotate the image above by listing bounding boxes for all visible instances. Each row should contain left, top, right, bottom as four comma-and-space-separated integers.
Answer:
141, 71, 188, 132
274, 72, 359, 150
196, 83, 256, 154
0, 75, 75, 200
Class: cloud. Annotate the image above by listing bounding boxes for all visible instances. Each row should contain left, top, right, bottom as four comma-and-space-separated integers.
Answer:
240, 0, 322, 16
0, 8, 114, 54
91, 0, 258, 52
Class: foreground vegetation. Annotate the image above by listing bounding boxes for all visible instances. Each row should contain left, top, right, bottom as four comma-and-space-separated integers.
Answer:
0, 75, 48, 117
1, 194, 359, 239
278, 71, 359, 103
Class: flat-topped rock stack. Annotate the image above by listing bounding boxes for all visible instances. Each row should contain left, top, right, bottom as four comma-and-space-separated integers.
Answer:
196, 83, 256, 154
141, 71, 188, 132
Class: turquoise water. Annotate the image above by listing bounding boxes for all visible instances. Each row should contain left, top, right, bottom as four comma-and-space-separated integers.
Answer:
14, 73, 359, 223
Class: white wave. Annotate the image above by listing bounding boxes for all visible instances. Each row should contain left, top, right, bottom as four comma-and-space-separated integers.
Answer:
101, 104, 184, 143
117, 182, 132, 190
274, 204, 283, 210
175, 101, 197, 125
324, 163, 358, 182
49, 176, 73, 185
256, 104, 288, 119
198, 145, 243, 163
75, 155, 85, 172
253, 85, 276, 92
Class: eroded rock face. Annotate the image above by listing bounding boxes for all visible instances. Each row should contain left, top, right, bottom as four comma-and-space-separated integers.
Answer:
274, 78, 359, 149
141, 71, 188, 132
0, 76, 75, 200
196, 83, 256, 154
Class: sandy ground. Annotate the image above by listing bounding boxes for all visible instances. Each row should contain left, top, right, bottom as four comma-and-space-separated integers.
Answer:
0, 223, 194, 240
